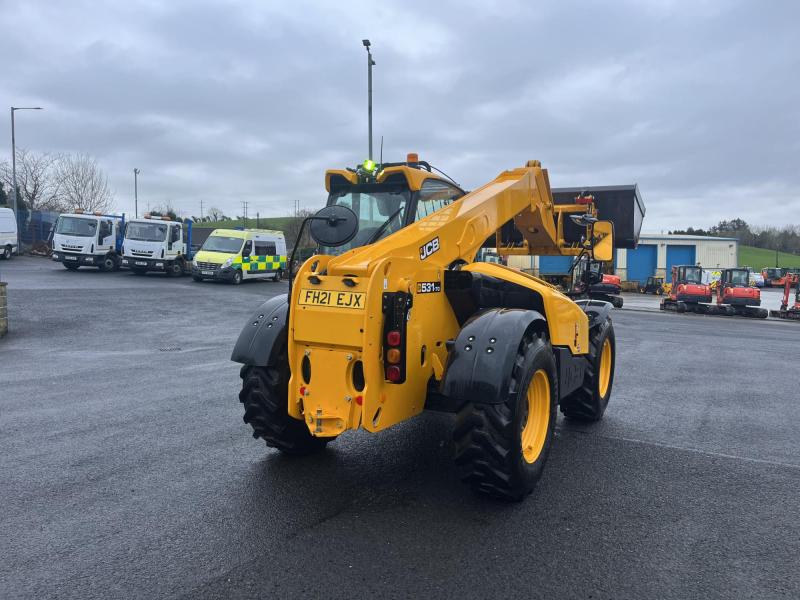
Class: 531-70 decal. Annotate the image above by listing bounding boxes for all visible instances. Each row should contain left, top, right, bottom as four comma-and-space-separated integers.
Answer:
417, 281, 441, 294
419, 237, 440, 260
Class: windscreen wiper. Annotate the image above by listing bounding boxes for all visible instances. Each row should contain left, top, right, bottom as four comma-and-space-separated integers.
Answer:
365, 207, 404, 245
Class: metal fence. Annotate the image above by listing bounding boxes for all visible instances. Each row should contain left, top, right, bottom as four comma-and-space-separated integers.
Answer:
14, 209, 60, 250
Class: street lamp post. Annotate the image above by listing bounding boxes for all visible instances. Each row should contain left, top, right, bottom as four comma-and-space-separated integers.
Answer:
10, 106, 43, 254
362, 39, 375, 160
133, 168, 140, 218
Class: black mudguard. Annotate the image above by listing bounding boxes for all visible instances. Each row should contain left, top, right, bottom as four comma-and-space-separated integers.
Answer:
575, 299, 613, 328
230, 295, 289, 366
440, 308, 546, 405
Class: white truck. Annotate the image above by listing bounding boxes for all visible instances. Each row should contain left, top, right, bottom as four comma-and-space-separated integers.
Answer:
52, 211, 125, 271
0, 207, 18, 259
120, 214, 194, 276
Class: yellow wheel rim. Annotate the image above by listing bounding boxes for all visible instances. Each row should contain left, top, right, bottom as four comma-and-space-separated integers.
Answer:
598, 338, 612, 397
521, 369, 550, 464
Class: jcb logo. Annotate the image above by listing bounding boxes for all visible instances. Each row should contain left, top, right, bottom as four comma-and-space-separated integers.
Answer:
419, 237, 440, 261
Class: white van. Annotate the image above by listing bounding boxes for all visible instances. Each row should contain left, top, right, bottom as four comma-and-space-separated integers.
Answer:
0, 208, 18, 259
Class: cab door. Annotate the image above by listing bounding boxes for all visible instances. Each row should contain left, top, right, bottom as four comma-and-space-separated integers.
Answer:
166, 224, 182, 259
240, 240, 254, 279
97, 219, 114, 252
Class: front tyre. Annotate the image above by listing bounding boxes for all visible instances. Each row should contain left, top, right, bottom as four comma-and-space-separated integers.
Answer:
560, 317, 615, 422
239, 364, 329, 456
453, 330, 558, 501
2, 245, 11, 259
231, 269, 243, 285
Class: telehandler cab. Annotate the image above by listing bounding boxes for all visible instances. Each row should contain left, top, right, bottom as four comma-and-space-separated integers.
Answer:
232, 156, 626, 500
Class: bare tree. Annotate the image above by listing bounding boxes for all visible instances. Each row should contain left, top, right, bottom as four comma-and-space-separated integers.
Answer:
284, 208, 315, 249
54, 153, 113, 213
0, 148, 62, 211
207, 206, 224, 221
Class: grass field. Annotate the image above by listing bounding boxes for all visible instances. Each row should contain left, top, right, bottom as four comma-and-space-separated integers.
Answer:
191, 217, 294, 230
739, 245, 800, 269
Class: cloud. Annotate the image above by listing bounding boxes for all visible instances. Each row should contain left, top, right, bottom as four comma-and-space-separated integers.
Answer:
0, 0, 798, 230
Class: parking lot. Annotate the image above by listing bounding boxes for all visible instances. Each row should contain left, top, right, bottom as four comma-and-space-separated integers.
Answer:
2, 256, 798, 599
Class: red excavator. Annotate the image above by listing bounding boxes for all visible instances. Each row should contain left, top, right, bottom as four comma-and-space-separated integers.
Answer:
714, 268, 767, 318
570, 256, 623, 308
769, 273, 800, 320
660, 265, 712, 313
761, 267, 786, 288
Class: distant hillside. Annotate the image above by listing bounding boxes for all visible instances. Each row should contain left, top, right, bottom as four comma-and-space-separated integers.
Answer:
739, 245, 800, 269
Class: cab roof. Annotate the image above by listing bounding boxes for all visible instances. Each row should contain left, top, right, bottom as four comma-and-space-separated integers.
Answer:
325, 159, 461, 194
208, 228, 284, 239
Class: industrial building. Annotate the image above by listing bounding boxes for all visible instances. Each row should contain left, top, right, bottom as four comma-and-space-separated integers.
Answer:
615, 233, 738, 284
508, 233, 738, 284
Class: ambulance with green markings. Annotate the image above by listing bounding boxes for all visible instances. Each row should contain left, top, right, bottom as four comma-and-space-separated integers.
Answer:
191, 228, 287, 284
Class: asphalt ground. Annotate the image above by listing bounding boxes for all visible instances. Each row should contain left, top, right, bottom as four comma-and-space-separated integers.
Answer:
1, 257, 798, 600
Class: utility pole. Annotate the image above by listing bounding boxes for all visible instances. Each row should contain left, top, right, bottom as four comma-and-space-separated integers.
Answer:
241, 201, 249, 227
256, 211, 260, 228
200, 199, 204, 220
362, 39, 375, 160
133, 168, 140, 217
10, 106, 43, 253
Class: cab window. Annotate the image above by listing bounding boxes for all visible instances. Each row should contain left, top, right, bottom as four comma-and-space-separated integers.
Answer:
242, 240, 253, 257
98, 220, 112, 240
171, 225, 181, 242
415, 179, 463, 221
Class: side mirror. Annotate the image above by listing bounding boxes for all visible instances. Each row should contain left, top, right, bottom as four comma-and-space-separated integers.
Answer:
591, 221, 614, 262
309, 205, 359, 247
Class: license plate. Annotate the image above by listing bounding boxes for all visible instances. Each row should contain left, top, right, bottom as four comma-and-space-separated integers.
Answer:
202, 270, 214, 276
65, 256, 77, 261
298, 289, 365, 309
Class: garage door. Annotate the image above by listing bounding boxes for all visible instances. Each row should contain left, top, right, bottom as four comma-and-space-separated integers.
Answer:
626, 244, 657, 284
538, 256, 574, 274
666, 245, 696, 282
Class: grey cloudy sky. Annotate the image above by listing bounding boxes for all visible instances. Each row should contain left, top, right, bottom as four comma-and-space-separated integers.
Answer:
2, 0, 798, 230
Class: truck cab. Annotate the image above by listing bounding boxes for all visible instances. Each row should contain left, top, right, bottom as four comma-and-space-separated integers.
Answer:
52, 211, 124, 271
121, 215, 192, 277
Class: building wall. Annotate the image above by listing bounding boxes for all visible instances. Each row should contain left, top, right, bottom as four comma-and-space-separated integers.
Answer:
504, 235, 738, 283
615, 236, 737, 282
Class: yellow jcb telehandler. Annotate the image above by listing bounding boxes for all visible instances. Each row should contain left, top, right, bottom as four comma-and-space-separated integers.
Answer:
232, 155, 627, 500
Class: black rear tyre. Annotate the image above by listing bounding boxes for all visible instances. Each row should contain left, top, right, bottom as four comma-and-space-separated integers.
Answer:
99, 255, 117, 272
453, 330, 558, 501
167, 260, 184, 277
239, 364, 330, 456
2, 245, 11, 260
560, 317, 615, 422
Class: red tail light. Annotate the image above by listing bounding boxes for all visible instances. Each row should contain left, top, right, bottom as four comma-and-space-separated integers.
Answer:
386, 330, 401, 346
386, 366, 402, 382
